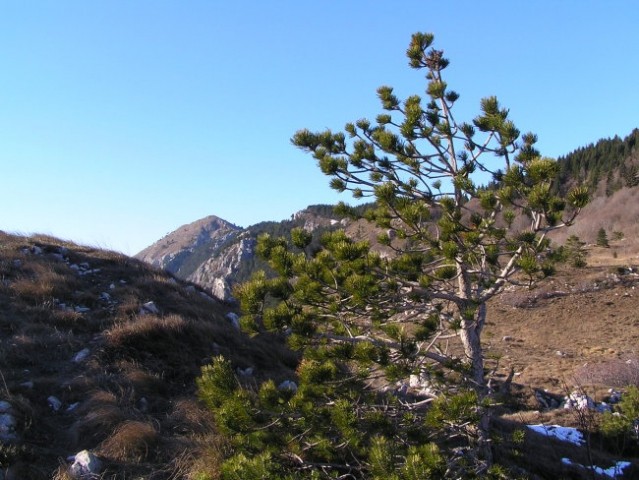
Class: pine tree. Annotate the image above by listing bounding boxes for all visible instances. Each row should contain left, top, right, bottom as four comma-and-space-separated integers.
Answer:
597, 227, 609, 247
565, 235, 588, 267
223, 32, 588, 476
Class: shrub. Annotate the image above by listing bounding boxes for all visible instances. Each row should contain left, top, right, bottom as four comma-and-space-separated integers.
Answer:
600, 386, 639, 453
573, 358, 639, 388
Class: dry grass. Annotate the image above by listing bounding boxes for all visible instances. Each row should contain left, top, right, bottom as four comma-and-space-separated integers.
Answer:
97, 420, 159, 462
0, 231, 296, 478
573, 357, 639, 388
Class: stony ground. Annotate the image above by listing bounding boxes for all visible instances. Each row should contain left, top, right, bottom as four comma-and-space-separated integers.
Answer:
486, 265, 639, 398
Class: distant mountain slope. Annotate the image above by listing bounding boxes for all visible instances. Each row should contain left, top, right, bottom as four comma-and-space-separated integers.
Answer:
135, 205, 351, 301
556, 128, 639, 195
135, 215, 242, 278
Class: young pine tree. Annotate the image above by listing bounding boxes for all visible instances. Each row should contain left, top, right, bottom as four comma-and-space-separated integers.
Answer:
226, 32, 588, 476
597, 227, 609, 247
565, 235, 588, 267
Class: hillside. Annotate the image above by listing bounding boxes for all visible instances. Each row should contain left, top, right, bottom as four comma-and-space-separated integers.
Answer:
0, 232, 296, 479
135, 216, 242, 279
5, 131, 638, 477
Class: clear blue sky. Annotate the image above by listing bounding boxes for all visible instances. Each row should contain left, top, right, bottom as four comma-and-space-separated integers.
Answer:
2, 1, 638, 255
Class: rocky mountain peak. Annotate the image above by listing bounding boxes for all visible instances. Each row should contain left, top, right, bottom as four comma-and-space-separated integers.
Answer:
135, 216, 242, 275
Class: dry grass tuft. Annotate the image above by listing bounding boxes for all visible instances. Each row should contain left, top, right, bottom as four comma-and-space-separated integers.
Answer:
97, 420, 159, 462
165, 398, 216, 436
70, 404, 127, 447
105, 314, 187, 346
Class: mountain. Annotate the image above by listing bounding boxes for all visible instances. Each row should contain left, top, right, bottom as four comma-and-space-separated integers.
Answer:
135, 205, 353, 302
135, 215, 242, 278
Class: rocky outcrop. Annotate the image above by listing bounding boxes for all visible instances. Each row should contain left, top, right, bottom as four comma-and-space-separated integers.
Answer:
135, 205, 354, 302
135, 216, 242, 276
135, 216, 246, 300
188, 236, 255, 302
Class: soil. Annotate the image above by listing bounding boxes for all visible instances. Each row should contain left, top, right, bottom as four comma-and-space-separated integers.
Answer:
485, 264, 639, 400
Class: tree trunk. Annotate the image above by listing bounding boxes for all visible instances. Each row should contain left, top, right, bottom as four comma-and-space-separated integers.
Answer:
459, 304, 493, 470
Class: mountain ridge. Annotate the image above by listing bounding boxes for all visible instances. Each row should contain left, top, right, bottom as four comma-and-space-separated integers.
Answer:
134, 205, 350, 301
135, 129, 639, 302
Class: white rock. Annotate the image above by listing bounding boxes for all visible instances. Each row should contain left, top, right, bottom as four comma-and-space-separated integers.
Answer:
48, 396, 62, 411
278, 380, 298, 393
225, 312, 240, 330
137, 397, 148, 412
69, 450, 102, 478
0, 413, 17, 441
563, 391, 595, 411
140, 301, 160, 315
72, 348, 91, 363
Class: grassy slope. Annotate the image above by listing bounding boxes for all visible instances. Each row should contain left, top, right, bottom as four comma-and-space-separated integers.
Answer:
0, 232, 296, 479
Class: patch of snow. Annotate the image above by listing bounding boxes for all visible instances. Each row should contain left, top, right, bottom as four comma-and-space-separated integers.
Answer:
527, 424, 584, 446
562, 457, 631, 478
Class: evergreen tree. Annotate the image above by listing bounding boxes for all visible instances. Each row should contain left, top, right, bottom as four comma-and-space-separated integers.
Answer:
565, 235, 588, 268
624, 164, 639, 187
597, 227, 609, 247
219, 32, 588, 477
